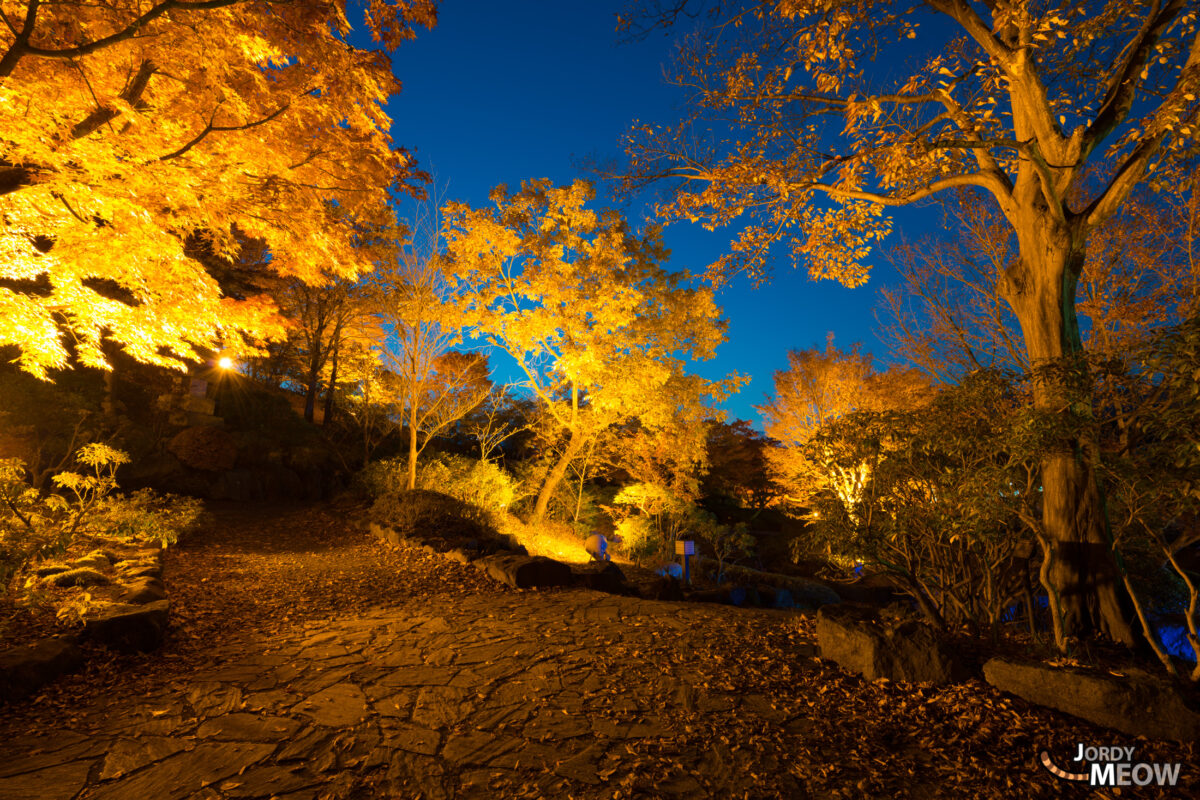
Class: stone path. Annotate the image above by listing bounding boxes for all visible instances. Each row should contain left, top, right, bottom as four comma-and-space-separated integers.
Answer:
0, 590, 818, 800
5, 505, 1191, 799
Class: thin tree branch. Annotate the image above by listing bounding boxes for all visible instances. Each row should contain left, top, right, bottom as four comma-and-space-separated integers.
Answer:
159, 102, 290, 161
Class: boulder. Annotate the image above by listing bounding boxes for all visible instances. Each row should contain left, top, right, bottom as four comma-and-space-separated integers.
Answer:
687, 588, 730, 605
33, 563, 71, 578
476, 555, 573, 589
816, 604, 969, 685
168, 426, 238, 471
583, 533, 610, 562
644, 575, 684, 602
571, 561, 628, 594
786, 578, 842, 609
84, 599, 170, 652
117, 577, 167, 605
116, 559, 162, 580
70, 553, 112, 571
728, 585, 763, 607
0, 636, 83, 705
772, 588, 797, 609
983, 658, 1200, 742
46, 567, 110, 588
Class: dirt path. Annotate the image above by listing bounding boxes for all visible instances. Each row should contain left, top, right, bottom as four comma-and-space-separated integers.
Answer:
0, 504, 1194, 799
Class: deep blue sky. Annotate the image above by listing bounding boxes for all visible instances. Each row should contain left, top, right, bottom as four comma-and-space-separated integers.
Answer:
380, 2, 937, 427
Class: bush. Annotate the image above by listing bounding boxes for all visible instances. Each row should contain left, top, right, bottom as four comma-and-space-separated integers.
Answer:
417, 454, 515, 516
1, 457, 69, 588
1, 444, 203, 590
358, 454, 516, 518
90, 489, 205, 547
614, 516, 659, 563
355, 457, 407, 498
371, 488, 500, 542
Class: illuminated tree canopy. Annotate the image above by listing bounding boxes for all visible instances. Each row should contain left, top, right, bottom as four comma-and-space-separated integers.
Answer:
442, 179, 739, 519
0, 0, 436, 377
625, 0, 1200, 642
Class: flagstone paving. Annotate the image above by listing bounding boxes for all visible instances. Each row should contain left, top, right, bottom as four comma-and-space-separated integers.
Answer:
0, 587, 823, 800
3, 504, 1195, 799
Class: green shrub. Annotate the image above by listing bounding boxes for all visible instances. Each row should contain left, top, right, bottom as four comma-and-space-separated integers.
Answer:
613, 516, 659, 563
91, 489, 205, 547
1, 457, 70, 588
355, 457, 407, 498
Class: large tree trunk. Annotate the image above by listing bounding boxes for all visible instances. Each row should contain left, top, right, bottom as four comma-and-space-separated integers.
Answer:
1001, 220, 1136, 646
532, 427, 586, 521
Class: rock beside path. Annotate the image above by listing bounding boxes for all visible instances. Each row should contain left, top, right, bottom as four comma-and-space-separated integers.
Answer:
570, 561, 630, 594
816, 604, 969, 685
44, 567, 110, 588
0, 637, 83, 706
83, 599, 170, 652
983, 657, 1200, 742
476, 554, 574, 589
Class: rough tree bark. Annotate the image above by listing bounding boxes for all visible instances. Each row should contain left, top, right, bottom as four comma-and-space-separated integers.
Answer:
1001, 212, 1136, 645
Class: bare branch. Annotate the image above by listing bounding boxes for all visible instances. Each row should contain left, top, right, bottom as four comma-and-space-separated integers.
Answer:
1082, 0, 1186, 159
159, 102, 290, 161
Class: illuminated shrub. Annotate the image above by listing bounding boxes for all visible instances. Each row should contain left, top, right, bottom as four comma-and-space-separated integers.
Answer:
1, 445, 202, 590
358, 454, 515, 518
354, 458, 406, 498
371, 489, 499, 542
613, 516, 659, 563
417, 454, 515, 516
802, 371, 1035, 628
91, 489, 204, 548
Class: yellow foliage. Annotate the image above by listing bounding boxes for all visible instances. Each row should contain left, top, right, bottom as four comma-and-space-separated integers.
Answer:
0, 1, 435, 377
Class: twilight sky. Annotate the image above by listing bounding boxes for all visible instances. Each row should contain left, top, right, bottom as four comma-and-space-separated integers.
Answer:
378, 2, 942, 427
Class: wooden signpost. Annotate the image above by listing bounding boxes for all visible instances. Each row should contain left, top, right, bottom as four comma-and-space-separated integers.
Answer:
675, 539, 694, 584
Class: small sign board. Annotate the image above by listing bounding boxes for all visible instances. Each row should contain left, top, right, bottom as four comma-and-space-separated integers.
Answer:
675, 540, 695, 556
189, 378, 208, 397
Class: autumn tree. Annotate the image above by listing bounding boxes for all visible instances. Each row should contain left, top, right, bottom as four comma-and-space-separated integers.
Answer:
442, 179, 738, 521
461, 386, 536, 463
701, 420, 779, 511
276, 272, 384, 423
334, 362, 403, 465
0, 0, 435, 378
758, 337, 930, 510
624, 0, 1200, 643
881, 174, 1200, 381
381, 248, 491, 490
